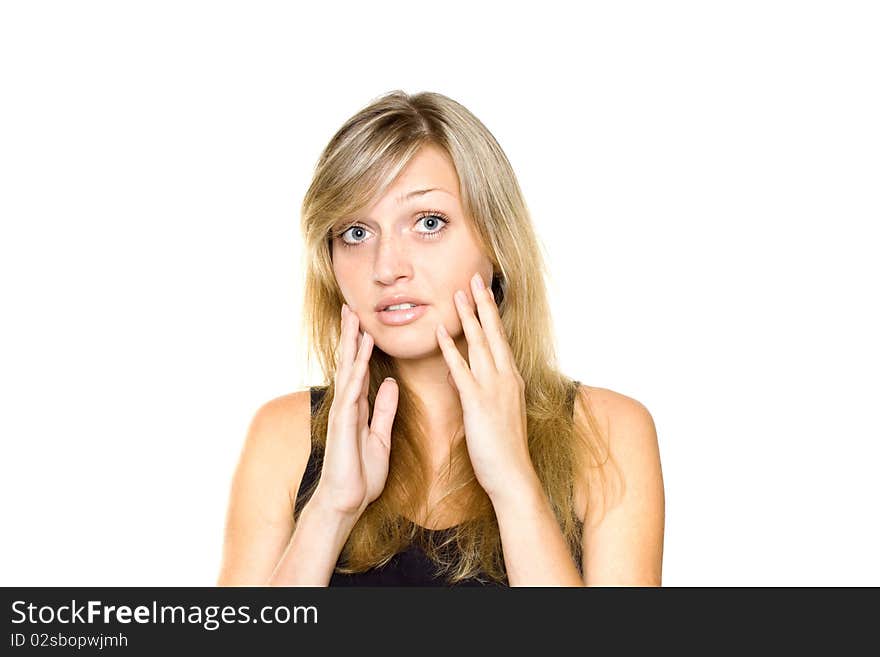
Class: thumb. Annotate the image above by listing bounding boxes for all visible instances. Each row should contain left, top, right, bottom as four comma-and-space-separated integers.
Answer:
368, 377, 399, 451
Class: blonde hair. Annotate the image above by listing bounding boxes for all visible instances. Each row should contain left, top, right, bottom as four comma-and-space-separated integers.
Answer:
297, 90, 620, 584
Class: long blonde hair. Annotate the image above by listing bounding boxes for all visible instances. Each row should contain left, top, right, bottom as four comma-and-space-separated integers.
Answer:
297, 90, 619, 584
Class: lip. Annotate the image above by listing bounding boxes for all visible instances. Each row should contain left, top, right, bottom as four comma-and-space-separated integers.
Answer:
375, 303, 429, 326
374, 295, 428, 312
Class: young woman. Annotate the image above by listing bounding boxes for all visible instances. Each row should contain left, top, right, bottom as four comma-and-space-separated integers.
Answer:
217, 90, 665, 586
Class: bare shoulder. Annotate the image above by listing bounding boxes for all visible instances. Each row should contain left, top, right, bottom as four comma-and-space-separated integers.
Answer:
572, 383, 665, 585
250, 390, 313, 446
229, 389, 314, 513
573, 383, 661, 485
216, 390, 313, 585
574, 384, 654, 433
246, 390, 314, 492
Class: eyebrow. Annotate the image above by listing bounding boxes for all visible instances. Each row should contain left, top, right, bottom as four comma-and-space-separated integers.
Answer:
332, 188, 454, 233
396, 187, 453, 204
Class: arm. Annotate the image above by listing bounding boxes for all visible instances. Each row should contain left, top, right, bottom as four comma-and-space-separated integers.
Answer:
267, 492, 359, 586
492, 387, 665, 587
492, 473, 586, 586
579, 388, 665, 586
216, 391, 357, 586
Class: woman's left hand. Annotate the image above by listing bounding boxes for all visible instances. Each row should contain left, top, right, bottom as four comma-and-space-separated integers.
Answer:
435, 272, 537, 504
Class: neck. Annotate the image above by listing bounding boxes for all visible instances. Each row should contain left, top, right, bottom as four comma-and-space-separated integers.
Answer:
392, 334, 468, 464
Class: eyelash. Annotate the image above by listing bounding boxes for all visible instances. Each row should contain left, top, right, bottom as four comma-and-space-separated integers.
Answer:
334, 210, 451, 249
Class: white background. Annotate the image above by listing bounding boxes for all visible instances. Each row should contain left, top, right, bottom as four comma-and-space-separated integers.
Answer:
1, 1, 877, 586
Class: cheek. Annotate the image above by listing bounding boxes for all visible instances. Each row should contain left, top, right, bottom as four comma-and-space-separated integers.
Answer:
450, 261, 489, 301
332, 265, 359, 305
435, 241, 484, 279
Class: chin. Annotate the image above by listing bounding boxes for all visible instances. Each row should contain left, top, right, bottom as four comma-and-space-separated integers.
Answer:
372, 329, 441, 360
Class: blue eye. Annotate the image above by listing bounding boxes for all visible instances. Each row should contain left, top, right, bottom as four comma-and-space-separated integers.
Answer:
337, 211, 451, 248
341, 225, 370, 245
413, 213, 449, 236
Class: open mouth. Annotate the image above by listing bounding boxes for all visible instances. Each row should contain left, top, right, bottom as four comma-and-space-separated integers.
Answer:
380, 303, 421, 312
376, 303, 428, 325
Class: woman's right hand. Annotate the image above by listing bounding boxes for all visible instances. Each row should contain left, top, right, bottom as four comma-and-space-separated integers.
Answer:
312, 303, 399, 518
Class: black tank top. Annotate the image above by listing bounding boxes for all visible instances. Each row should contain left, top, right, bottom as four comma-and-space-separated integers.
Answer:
297, 381, 582, 586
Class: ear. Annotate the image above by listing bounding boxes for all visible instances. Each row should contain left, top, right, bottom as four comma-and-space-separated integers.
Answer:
491, 271, 505, 307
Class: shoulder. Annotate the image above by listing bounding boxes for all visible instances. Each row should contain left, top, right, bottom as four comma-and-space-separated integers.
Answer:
217, 391, 314, 585
240, 390, 314, 493
248, 390, 313, 448
572, 384, 664, 519
574, 384, 656, 443
572, 384, 665, 584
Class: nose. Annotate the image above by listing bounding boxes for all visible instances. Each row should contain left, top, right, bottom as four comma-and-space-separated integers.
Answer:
372, 233, 413, 285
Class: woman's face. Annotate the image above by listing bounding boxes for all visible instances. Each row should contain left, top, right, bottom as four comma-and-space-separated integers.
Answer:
331, 144, 494, 359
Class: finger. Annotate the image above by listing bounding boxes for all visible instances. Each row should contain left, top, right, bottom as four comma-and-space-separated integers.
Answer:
436, 323, 475, 397
334, 304, 347, 394
470, 272, 515, 373
335, 304, 356, 395
360, 356, 370, 399
343, 330, 373, 406
446, 368, 459, 395
358, 347, 370, 427
453, 287, 496, 379
368, 377, 398, 451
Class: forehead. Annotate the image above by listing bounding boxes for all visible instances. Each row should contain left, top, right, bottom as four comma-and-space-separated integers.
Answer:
374, 144, 460, 206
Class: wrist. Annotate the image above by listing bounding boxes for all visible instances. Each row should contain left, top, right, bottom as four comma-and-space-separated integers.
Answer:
307, 487, 364, 526
488, 466, 543, 513
268, 489, 360, 586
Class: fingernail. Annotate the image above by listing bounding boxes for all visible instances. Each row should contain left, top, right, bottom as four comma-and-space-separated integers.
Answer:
455, 290, 467, 304
473, 272, 484, 291
437, 323, 448, 337
342, 303, 348, 316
